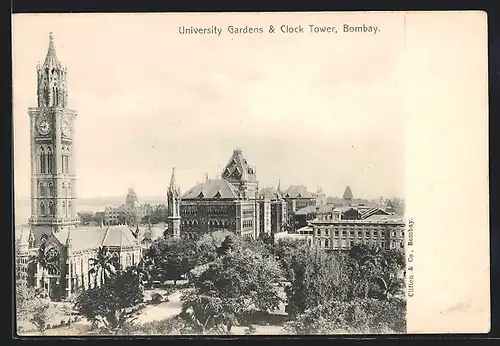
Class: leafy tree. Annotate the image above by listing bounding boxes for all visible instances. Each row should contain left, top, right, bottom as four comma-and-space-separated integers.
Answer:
78, 212, 95, 225
16, 280, 50, 320
30, 302, 50, 334
142, 236, 198, 284
182, 247, 282, 334
195, 232, 227, 265
74, 267, 144, 330
284, 246, 345, 317
28, 240, 60, 297
88, 246, 120, 287
284, 298, 406, 334
348, 245, 405, 301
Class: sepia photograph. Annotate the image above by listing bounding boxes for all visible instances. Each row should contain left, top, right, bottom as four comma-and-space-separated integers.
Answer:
12, 12, 488, 337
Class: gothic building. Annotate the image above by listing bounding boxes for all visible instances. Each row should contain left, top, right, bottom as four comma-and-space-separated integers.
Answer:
257, 185, 288, 236
177, 149, 262, 239
16, 33, 142, 301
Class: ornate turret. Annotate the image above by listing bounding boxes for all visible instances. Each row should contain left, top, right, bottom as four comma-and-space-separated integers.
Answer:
37, 32, 68, 108
167, 167, 181, 238
343, 185, 353, 206
221, 148, 259, 200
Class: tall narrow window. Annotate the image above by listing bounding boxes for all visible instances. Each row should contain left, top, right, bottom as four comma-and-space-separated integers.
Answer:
61, 151, 66, 174
48, 183, 54, 197
48, 201, 54, 215
46, 148, 53, 174
40, 149, 46, 174
62, 201, 66, 215
39, 202, 45, 215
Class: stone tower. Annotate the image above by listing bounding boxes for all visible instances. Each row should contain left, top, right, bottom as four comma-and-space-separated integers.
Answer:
167, 167, 181, 238
28, 33, 79, 236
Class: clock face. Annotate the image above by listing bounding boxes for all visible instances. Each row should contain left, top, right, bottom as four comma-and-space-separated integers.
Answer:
37, 118, 52, 135
61, 117, 71, 137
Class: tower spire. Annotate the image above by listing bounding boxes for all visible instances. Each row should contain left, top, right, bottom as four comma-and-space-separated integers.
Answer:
43, 32, 59, 67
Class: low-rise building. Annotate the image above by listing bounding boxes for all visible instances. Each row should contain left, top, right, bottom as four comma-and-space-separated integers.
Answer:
310, 214, 405, 251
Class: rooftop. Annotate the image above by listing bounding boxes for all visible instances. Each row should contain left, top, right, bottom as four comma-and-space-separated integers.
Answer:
282, 185, 314, 199
53, 225, 139, 252
182, 179, 240, 200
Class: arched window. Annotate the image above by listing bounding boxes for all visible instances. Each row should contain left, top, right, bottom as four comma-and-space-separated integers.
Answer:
68, 201, 72, 214
48, 182, 54, 196
48, 201, 54, 215
46, 147, 53, 174
40, 148, 46, 174
39, 201, 45, 215
38, 182, 44, 196
62, 201, 66, 215
53, 87, 58, 106
65, 151, 70, 174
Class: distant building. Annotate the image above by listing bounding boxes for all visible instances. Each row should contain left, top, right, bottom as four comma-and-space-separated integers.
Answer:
313, 187, 327, 206
343, 185, 354, 205
103, 188, 146, 226
282, 185, 317, 232
258, 186, 287, 236
310, 211, 405, 251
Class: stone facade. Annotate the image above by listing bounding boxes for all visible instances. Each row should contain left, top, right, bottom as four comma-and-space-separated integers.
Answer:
17, 33, 142, 301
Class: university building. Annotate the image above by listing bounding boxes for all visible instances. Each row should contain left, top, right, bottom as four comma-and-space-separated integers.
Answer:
168, 149, 287, 239
16, 33, 142, 301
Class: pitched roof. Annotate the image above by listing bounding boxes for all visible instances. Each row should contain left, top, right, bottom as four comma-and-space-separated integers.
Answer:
295, 204, 336, 215
220, 149, 257, 183
343, 186, 353, 200
53, 226, 139, 252
283, 185, 314, 199
259, 187, 282, 200
182, 179, 239, 200
360, 207, 390, 219
43, 32, 60, 67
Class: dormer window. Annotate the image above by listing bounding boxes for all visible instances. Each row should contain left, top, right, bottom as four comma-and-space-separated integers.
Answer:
197, 191, 204, 199
213, 190, 222, 198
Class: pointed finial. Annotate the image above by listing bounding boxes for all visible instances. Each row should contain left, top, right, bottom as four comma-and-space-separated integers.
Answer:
43, 31, 59, 67
169, 166, 177, 193
205, 173, 209, 183
277, 178, 281, 193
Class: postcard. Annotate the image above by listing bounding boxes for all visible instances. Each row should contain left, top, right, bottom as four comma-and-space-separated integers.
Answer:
12, 11, 489, 336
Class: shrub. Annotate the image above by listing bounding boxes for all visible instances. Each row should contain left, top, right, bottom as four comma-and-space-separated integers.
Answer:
284, 298, 406, 334
151, 293, 163, 305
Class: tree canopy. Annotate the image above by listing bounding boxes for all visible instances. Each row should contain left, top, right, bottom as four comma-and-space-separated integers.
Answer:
181, 247, 282, 333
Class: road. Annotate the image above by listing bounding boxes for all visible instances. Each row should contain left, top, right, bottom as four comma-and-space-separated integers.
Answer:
135, 291, 183, 323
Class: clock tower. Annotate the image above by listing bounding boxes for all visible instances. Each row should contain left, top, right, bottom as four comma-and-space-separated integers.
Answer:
28, 33, 79, 235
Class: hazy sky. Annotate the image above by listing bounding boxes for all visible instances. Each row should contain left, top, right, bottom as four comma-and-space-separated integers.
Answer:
13, 13, 405, 199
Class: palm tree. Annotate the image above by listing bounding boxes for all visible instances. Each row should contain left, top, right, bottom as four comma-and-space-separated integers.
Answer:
28, 242, 60, 298
88, 246, 119, 287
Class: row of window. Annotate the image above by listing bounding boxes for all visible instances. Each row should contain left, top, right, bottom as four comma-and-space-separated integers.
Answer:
315, 228, 404, 238
38, 200, 72, 215
243, 219, 254, 228
36, 152, 71, 174
319, 238, 404, 249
